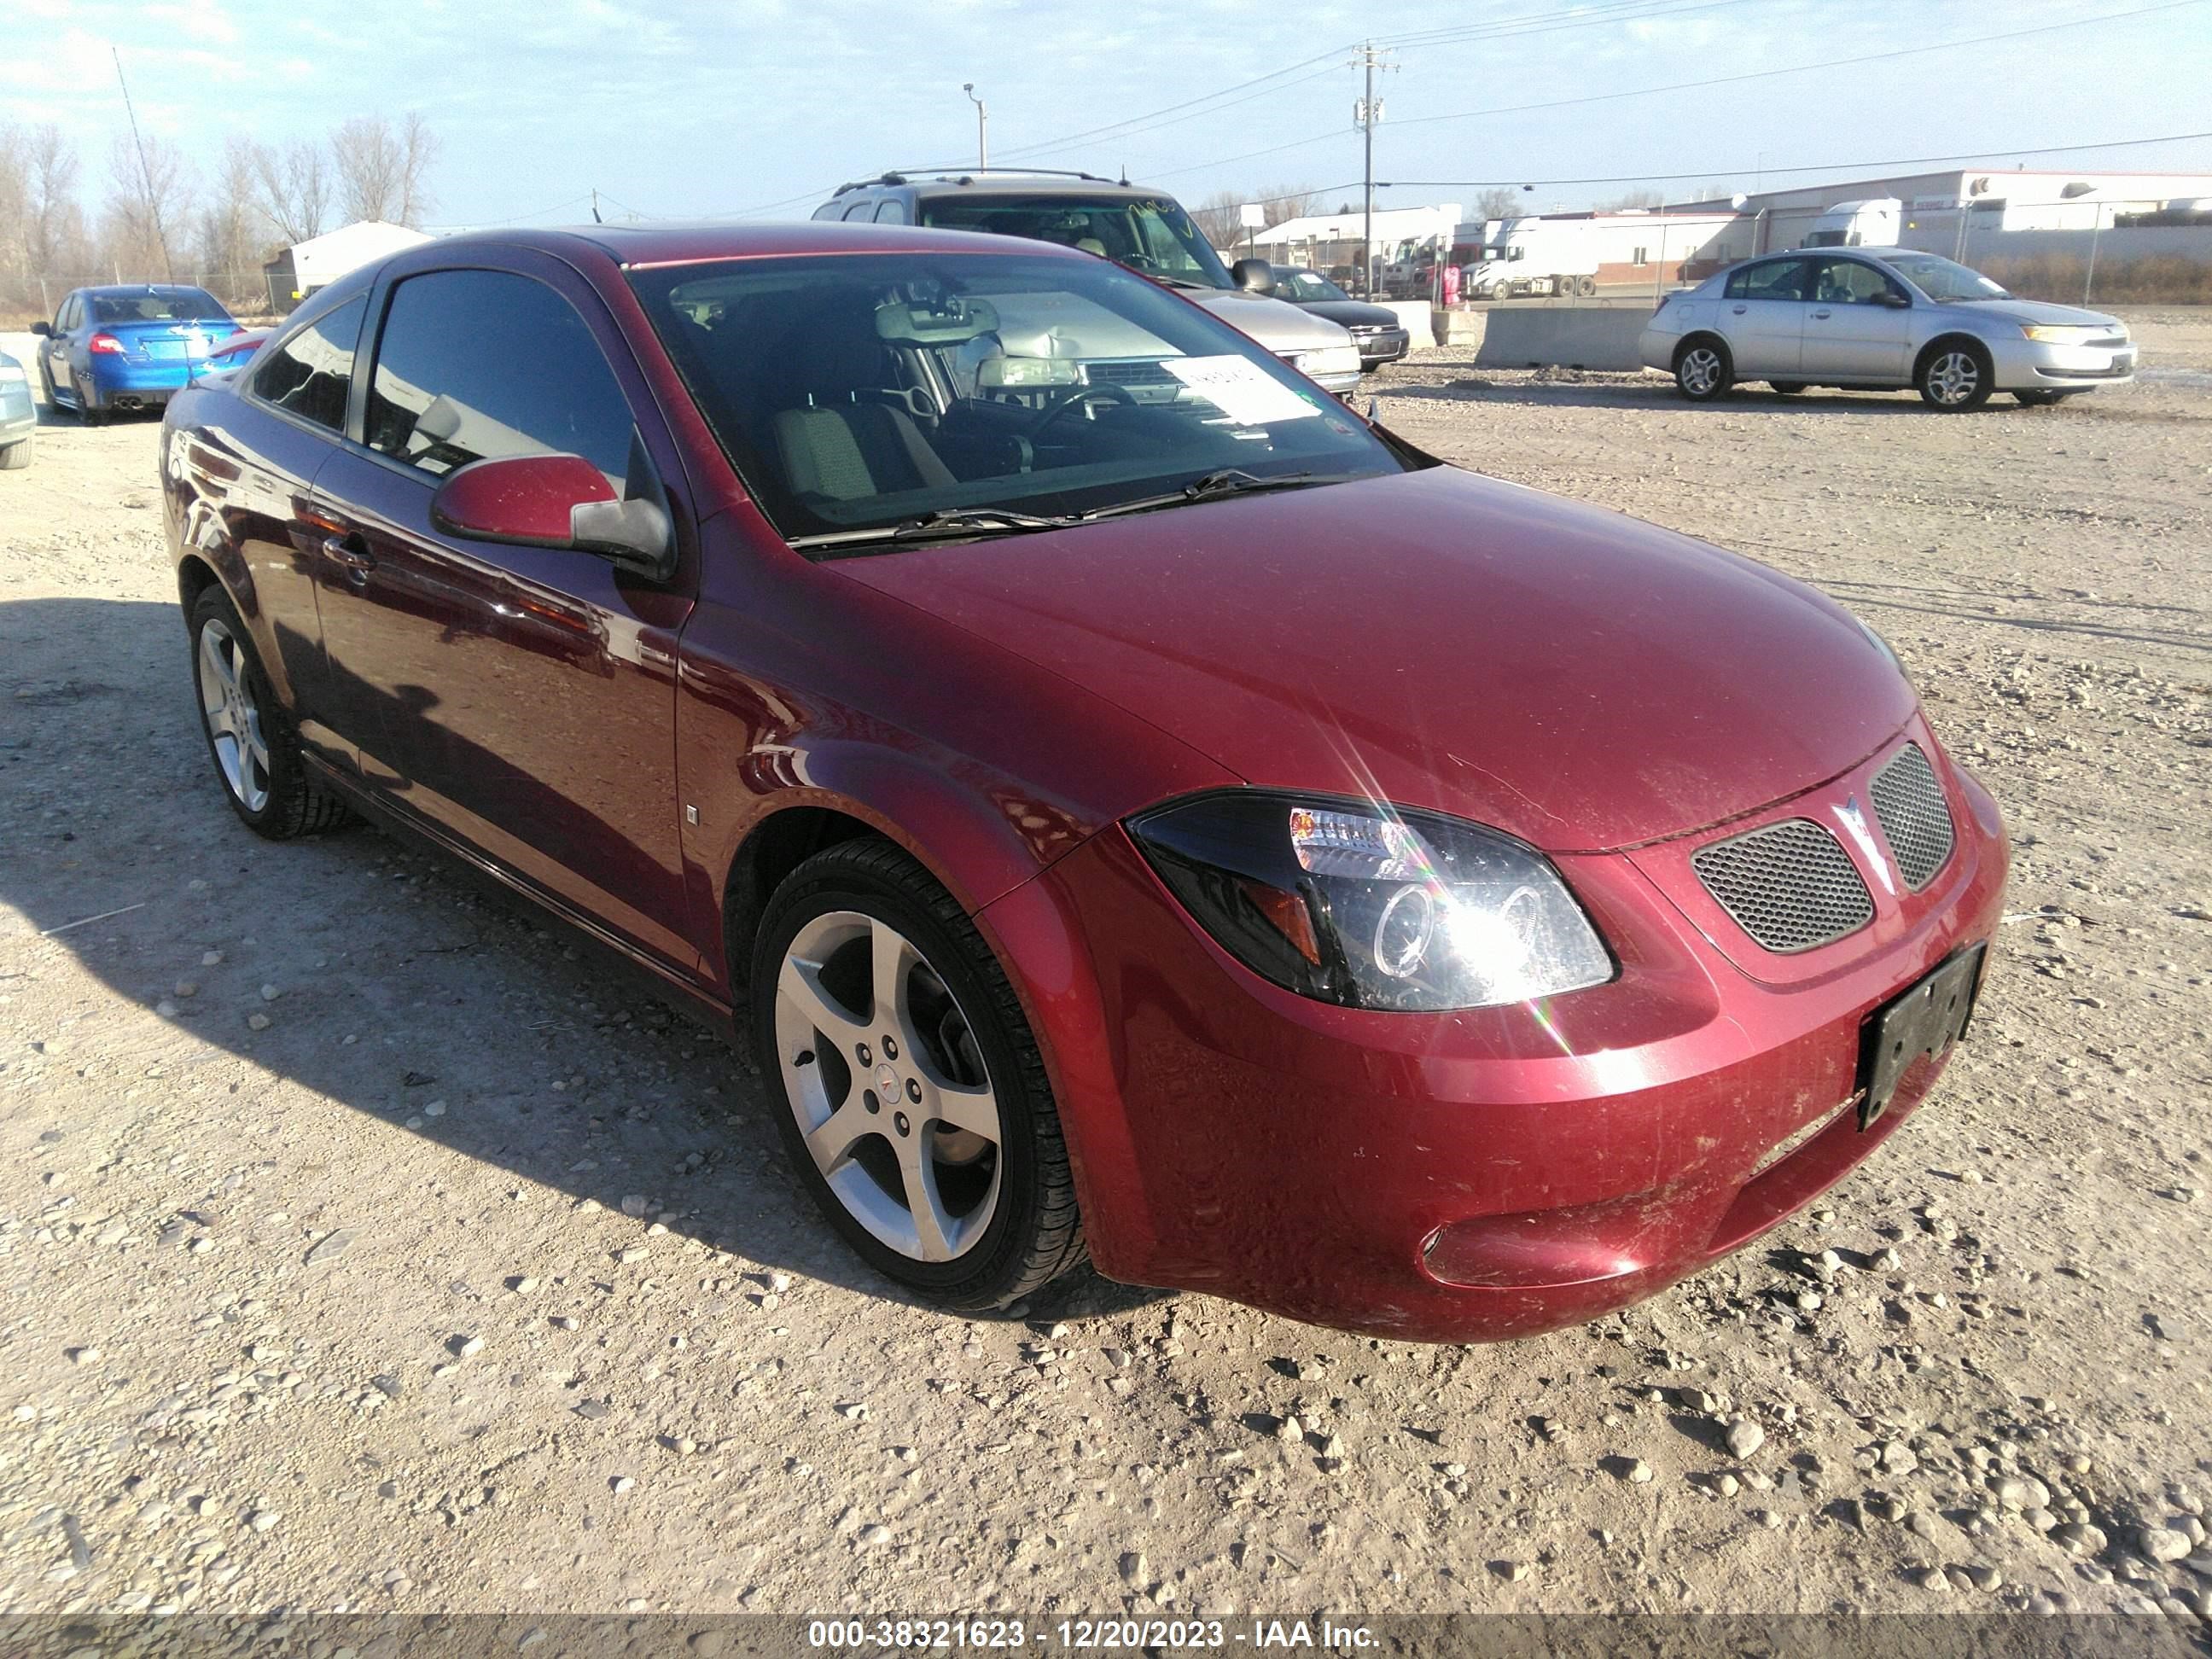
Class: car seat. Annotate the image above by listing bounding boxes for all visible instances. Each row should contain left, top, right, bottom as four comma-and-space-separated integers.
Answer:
769, 297, 956, 503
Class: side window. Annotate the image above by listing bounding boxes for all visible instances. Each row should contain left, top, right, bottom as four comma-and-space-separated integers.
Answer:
1725, 259, 1810, 301
1813, 259, 1904, 306
811, 202, 844, 221
843, 201, 876, 221
873, 200, 907, 224
58, 296, 79, 331
251, 295, 367, 431
365, 269, 634, 486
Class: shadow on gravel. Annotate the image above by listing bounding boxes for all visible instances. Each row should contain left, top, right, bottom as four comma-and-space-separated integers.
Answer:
1380, 380, 2072, 418
0, 595, 1166, 1329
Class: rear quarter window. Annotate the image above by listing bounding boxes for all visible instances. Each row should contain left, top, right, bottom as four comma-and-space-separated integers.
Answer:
251, 296, 368, 431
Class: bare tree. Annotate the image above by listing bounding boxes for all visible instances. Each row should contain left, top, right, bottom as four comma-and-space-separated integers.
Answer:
1256, 182, 1321, 228
1190, 189, 1243, 247
20, 124, 84, 276
253, 138, 331, 245
331, 114, 437, 226
1472, 186, 1521, 222
104, 131, 192, 280
1600, 187, 1667, 212
198, 137, 266, 306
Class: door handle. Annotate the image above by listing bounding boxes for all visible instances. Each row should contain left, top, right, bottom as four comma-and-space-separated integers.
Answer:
1813, 309, 1832, 318
1731, 304, 1747, 313
322, 533, 377, 577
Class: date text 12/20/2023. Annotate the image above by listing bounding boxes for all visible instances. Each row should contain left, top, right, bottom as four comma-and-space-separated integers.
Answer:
806, 1617, 1381, 1650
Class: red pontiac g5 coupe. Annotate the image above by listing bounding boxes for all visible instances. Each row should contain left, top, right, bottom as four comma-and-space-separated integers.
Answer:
160, 223, 2005, 1342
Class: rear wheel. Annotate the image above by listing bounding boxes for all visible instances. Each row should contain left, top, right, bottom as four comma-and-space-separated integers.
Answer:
0, 435, 30, 470
1577, 275, 1599, 298
189, 586, 351, 839
1918, 341, 1992, 411
1674, 338, 1732, 402
2014, 389, 2063, 407
73, 373, 107, 425
1769, 381, 1807, 395
754, 840, 1085, 1311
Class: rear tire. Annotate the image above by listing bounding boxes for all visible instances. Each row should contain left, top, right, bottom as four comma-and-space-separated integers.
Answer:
1918, 341, 1993, 411
752, 839, 1086, 1312
2014, 389, 2062, 407
1769, 381, 1807, 395
188, 585, 352, 839
73, 375, 108, 425
0, 435, 30, 470
1674, 337, 1732, 402
1577, 276, 1599, 298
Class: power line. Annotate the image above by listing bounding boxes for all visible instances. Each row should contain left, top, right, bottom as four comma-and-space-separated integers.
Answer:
1145, 0, 2208, 186
1375, 129, 2212, 192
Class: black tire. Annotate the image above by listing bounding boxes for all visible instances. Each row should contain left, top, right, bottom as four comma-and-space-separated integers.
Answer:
1578, 276, 1599, 299
187, 585, 352, 839
0, 435, 29, 471
1769, 381, 1807, 395
73, 375, 108, 425
1917, 340, 1993, 411
751, 838, 1085, 1311
2014, 389, 2062, 407
1674, 336, 1732, 402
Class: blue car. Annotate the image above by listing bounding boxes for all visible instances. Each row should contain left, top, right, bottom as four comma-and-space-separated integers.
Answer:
0, 350, 34, 469
32, 283, 237, 422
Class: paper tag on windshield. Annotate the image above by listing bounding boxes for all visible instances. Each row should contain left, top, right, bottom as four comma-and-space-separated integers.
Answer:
1162, 355, 1320, 427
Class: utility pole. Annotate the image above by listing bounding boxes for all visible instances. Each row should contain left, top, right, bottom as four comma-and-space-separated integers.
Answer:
963, 84, 988, 171
1351, 42, 1393, 298
113, 47, 172, 281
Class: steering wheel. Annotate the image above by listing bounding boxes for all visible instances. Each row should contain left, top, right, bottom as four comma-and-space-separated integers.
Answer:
1028, 384, 1136, 439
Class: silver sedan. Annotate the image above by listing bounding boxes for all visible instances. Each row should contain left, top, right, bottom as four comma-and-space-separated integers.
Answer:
1639, 248, 2135, 410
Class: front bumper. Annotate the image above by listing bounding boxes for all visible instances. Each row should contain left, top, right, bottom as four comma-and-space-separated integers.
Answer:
980, 720, 2007, 1342
1988, 334, 2135, 390
1351, 329, 1411, 368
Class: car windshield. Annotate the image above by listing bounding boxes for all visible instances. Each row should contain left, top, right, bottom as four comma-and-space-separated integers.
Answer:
1276, 271, 1351, 302
916, 195, 1234, 289
90, 288, 229, 324
629, 252, 1408, 550
1882, 253, 2011, 302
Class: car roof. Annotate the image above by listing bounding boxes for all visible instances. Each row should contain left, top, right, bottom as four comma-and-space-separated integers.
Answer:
419, 219, 1097, 271
79, 282, 219, 296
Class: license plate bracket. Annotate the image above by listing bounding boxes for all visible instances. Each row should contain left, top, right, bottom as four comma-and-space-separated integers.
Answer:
1857, 944, 1985, 1130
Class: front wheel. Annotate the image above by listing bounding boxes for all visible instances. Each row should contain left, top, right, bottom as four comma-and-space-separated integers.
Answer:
1674, 339, 1732, 402
1918, 343, 1993, 410
189, 586, 352, 839
753, 840, 1086, 1311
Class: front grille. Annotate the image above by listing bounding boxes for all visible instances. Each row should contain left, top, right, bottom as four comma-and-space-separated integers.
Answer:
1869, 742, 1955, 889
1692, 819, 1874, 953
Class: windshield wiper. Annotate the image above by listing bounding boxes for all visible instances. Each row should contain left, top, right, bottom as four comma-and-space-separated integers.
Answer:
790, 506, 1081, 551
1080, 469, 1352, 522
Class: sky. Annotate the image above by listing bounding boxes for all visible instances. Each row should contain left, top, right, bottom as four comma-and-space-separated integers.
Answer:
6, 0, 2211, 229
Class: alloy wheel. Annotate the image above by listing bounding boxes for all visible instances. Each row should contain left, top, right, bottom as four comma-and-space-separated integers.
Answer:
197, 618, 271, 813
1679, 346, 1723, 398
1925, 351, 1981, 406
773, 910, 1004, 1264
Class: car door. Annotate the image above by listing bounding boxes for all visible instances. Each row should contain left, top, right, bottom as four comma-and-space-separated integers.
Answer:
1803, 257, 1914, 382
1716, 257, 1811, 375
309, 253, 701, 970
44, 294, 79, 393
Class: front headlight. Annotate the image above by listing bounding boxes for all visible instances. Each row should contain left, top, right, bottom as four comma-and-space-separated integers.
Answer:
1127, 792, 1615, 1010
2020, 323, 2098, 343
1295, 345, 1361, 378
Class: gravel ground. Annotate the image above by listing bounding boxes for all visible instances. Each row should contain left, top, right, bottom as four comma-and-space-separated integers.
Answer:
1, 311, 2209, 1622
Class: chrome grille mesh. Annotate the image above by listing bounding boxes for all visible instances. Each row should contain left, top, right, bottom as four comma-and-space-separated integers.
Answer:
1692, 819, 1874, 953
1870, 743, 1955, 890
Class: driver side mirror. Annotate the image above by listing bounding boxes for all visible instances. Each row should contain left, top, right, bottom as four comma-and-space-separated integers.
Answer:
30, 320, 50, 337
1873, 290, 1910, 309
429, 453, 675, 583
1231, 258, 1276, 294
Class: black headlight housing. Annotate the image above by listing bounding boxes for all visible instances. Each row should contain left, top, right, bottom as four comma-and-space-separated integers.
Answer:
1126, 790, 1615, 1012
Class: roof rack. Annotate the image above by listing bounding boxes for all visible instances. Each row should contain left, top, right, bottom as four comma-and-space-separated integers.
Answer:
830, 166, 1130, 196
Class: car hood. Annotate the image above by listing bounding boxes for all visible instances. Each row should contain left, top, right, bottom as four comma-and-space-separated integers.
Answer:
1185, 288, 1355, 351
1289, 297, 1404, 330
1947, 298, 2124, 330
834, 467, 1917, 852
